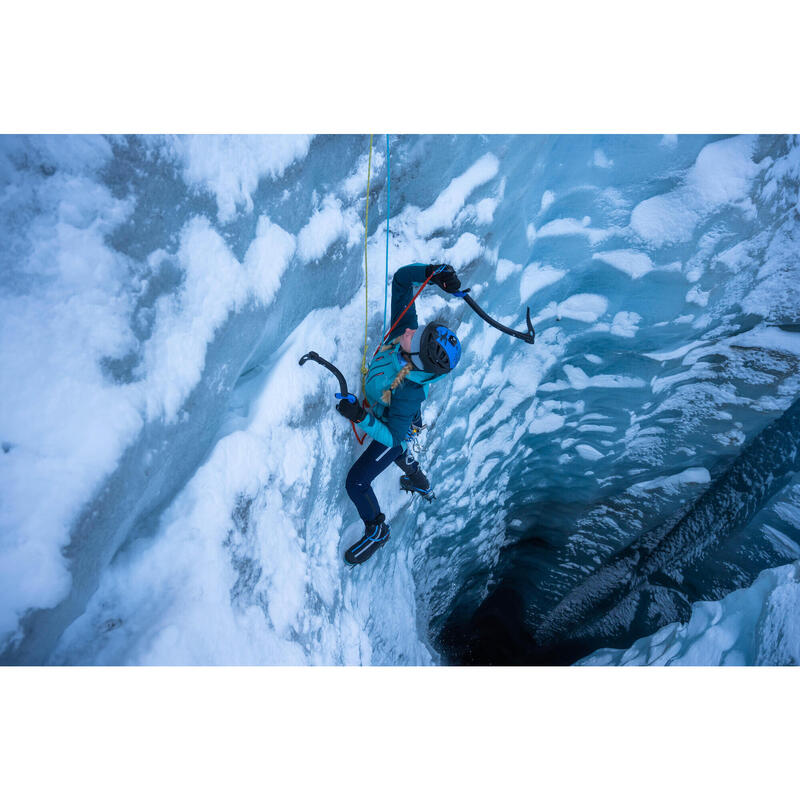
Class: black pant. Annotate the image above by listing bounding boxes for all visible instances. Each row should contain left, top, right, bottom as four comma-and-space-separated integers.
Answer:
345, 441, 419, 523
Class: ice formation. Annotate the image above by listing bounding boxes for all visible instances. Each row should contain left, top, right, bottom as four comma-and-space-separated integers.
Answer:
2, 134, 800, 665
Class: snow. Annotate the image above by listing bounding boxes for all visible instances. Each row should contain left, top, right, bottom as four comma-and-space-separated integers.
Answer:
540, 190, 555, 213
495, 258, 522, 283
442, 232, 484, 266
0, 151, 141, 642
644, 340, 706, 362
576, 444, 604, 461
630, 135, 762, 247
630, 467, 711, 495
557, 293, 608, 323
686, 285, 710, 307
562, 365, 645, 390
171, 135, 313, 223
142, 216, 296, 422
592, 249, 654, 279
591, 149, 613, 169
416, 153, 499, 237
341, 147, 385, 199
578, 561, 800, 666
4, 133, 800, 667
518, 262, 565, 302
610, 311, 642, 338
726, 325, 800, 356
297, 195, 359, 262
534, 216, 609, 246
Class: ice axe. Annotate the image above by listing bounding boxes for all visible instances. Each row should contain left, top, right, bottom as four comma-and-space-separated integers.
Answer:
453, 289, 535, 344
298, 351, 356, 403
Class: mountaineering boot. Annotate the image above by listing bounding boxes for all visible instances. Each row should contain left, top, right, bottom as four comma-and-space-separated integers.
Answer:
400, 468, 435, 501
344, 513, 391, 566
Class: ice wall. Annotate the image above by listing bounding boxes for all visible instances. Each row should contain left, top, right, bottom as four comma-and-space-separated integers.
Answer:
2, 134, 800, 665
578, 559, 800, 666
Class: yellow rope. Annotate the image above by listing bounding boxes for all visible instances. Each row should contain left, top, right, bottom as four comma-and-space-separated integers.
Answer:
360, 134, 373, 396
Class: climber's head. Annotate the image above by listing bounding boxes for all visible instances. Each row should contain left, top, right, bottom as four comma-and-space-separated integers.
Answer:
407, 320, 461, 375
399, 327, 416, 355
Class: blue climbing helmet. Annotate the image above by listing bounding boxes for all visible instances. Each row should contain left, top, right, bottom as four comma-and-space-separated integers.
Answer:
409, 320, 461, 375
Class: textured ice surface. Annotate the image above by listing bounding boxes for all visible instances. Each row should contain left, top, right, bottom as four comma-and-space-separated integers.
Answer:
578, 560, 800, 666
2, 134, 800, 665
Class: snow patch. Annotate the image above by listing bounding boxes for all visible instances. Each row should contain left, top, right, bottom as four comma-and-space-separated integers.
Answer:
519, 262, 565, 303
631, 135, 761, 247
416, 153, 499, 237
297, 195, 358, 262
563, 365, 646, 390
630, 467, 711, 495
540, 190, 555, 213
592, 249, 654, 279
172, 135, 313, 223
576, 444, 604, 461
610, 311, 642, 338
591, 149, 613, 169
558, 294, 608, 323
536, 217, 609, 246
495, 258, 522, 283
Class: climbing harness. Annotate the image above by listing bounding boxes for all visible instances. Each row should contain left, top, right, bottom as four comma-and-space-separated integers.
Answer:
405, 421, 429, 456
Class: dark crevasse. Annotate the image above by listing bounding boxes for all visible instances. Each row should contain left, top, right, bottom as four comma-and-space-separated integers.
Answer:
438, 391, 800, 665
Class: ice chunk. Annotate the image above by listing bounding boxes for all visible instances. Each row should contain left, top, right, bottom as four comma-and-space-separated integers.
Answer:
578, 561, 800, 666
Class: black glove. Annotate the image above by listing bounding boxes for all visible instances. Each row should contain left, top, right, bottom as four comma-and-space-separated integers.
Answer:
426, 263, 461, 294
336, 396, 366, 423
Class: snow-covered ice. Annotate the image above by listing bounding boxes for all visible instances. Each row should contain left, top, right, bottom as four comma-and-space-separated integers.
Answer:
3, 133, 800, 666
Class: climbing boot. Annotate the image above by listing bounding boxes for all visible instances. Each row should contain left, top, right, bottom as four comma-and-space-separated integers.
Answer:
400, 469, 435, 501
344, 514, 391, 565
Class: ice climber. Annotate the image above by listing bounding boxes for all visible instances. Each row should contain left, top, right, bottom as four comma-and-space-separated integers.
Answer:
336, 263, 463, 565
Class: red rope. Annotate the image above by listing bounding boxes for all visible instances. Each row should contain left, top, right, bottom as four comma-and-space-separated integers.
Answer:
370, 272, 437, 360
350, 272, 436, 446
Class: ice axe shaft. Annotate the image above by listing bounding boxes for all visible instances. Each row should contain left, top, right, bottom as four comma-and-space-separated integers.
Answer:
457, 291, 535, 344
298, 351, 354, 400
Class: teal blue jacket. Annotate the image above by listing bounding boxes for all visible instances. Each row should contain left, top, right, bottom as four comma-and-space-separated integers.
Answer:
356, 263, 447, 449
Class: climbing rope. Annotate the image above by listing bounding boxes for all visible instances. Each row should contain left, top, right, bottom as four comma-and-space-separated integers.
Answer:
371, 269, 439, 360
383, 134, 391, 336
359, 134, 374, 397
